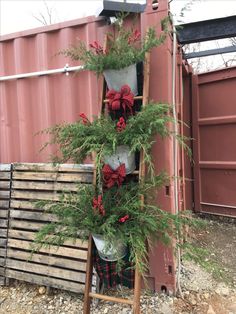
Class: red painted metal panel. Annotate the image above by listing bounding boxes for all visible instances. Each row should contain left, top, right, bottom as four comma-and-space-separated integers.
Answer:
182, 68, 194, 212
193, 66, 236, 217
141, 0, 190, 293
0, 16, 108, 163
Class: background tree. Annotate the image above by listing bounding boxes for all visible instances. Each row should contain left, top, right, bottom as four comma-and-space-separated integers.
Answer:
32, 1, 58, 26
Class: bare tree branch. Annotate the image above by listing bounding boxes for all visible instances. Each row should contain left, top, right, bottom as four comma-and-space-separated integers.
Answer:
32, 1, 56, 26
230, 37, 236, 46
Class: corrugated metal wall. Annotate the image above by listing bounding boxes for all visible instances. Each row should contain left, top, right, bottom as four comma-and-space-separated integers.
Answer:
0, 16, 110, 163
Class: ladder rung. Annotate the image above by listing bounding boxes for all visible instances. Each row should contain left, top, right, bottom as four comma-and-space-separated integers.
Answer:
89, 292, 134, 305
103, 95, 143, 103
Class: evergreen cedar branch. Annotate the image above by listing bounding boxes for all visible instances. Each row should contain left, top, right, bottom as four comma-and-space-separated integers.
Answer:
33, 176, 201, 275
61, 17, 169, 75
42, 103, 174, 178
34, 103, 198, 275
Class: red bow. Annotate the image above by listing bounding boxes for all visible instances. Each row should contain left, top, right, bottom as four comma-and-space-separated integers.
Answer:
119, 214, 129, 223
92, 195, 105, 216
106, 85, 134, 115
102, 163, 126, 188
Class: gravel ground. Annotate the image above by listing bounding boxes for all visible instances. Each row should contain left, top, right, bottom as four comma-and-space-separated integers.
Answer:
0, 260, 235, 314
0, 218, 235, 313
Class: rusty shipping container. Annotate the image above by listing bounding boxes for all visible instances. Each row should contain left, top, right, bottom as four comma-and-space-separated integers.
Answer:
0, 0, 194, 292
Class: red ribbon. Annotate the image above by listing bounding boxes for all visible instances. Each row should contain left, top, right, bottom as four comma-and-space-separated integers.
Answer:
102, 163, 126, 189
128, 30, 141, 44
79, 113, 90, 125
116, 117, 126, 132
92, 195, 105, 216
89, 41, 104, 55
106, 85, 134, 115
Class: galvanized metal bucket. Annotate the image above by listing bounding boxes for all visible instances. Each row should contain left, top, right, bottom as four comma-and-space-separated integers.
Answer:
103, 64, 138, 95
92, 234, 127, 261
104, 145, 136, 174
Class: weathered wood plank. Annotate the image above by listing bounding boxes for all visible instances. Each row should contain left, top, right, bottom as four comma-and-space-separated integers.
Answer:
0, 276, 5, 285
0, 190, 10, 199
12, 172, 93, 183
0, 172, 11, 180
13, 163, 93, 172
6, 249, 87, 272
0, 209, 8, 218
0, 248, 6, 257
0, 239, 7, 247
0, 258, 5, 267
5, 269, 85, 293
9, 220, 46, 231
0, 164, 11, 171
10, 209, 57, 222
0, 229, 7, 237
0, 220, 8, 228
8, 230, 88, 249
10, 200, 80, 211
6, 259, 86, 282
11, 190, 61, 201
0, 200, 9, 208
7, 239, 87, 260
0, 181, 11, 189
12, 181, 78, 191
0, 268, 5, 276
10, 200, 42, 210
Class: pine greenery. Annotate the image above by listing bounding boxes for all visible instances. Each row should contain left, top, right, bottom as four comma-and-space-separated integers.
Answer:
42, 103, 174, 178
61, 16, 168, 75
33, 101, 200, 275
33, 177, 200, 274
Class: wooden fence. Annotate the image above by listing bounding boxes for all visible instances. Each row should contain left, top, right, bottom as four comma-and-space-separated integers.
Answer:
0, 163, 95, 293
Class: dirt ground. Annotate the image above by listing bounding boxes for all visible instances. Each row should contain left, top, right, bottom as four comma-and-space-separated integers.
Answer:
194, 216, 236, 287
174, 216, 236, 314
0, 216, 235, 313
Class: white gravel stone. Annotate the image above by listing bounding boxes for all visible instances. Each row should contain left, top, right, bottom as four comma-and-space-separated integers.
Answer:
207, 305, 216, 314
216, 285, 230, 296
38, 286, 47, 295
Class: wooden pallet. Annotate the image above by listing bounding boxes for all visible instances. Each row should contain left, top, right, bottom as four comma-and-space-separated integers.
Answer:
0, 164, 11, 286
4, 163, 96, 293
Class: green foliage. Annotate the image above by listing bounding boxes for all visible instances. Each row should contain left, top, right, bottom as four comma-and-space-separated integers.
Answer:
180, 218, 229, 282
182, 243, 228, 282
42, 103, 174, 174
33, 178, 198, 274
61, 16, 168, 75
34, 100, 195, 275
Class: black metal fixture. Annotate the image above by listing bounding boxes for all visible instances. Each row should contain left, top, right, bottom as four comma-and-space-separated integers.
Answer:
177, 15, 236, 59
98, 0, 146, 17
177, 15, 236, 44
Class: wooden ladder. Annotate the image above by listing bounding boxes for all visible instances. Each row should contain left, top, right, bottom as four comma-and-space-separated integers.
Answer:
83, 52, 150, 314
